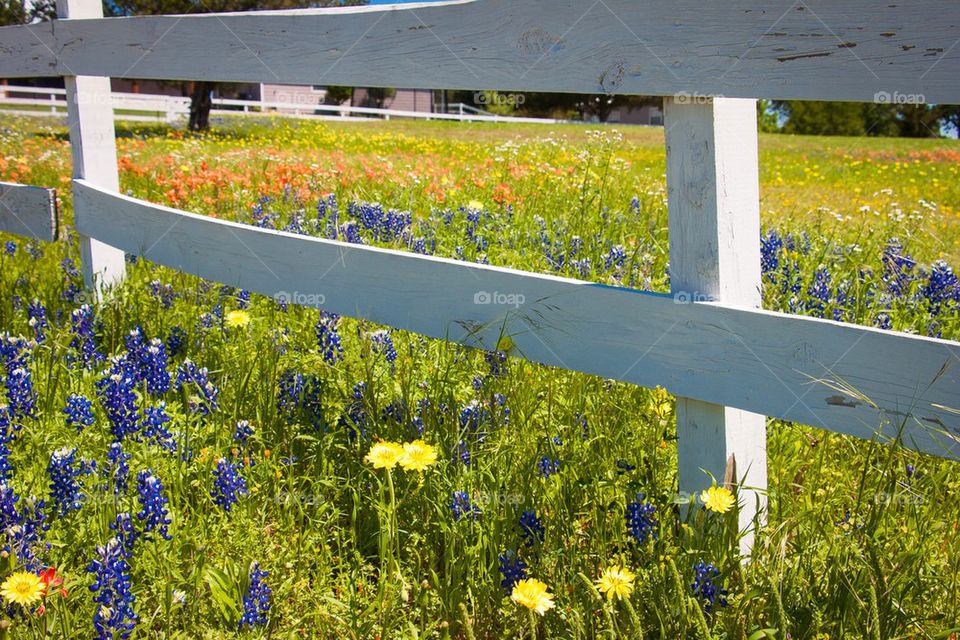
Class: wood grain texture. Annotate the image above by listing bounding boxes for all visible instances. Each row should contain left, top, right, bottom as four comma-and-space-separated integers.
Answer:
73, 179, 960, 461
58, 0, 127, 294
1, 0, 957, 102
665, 98, 766, 549
0, 182, 58, 242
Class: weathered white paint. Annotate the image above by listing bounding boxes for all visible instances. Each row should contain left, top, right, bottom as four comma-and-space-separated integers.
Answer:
0, 182, 58, 242
73, 179, 960, 462
1, 0, 958, 103
664, 97, 766, 552
57, 0, 126, 296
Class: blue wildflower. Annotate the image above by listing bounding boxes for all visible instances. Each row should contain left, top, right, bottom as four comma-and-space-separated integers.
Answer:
176, 360, 219, 417
450, 490, 481, 521
166, 326, 187, 358
211, 458, 248, 512
498, 552, 528, 591
27, 299, 48, 342
148, 280, 175, 309
3, 241, 15, 256
536, 456, 560, 479
110, 512, 139, 557
70, 304, 104, 370
136, 470, 172, 540
142, 403, 176, 453
0, 485, 49, 571
239, 563, 271, 630
691, 561, 728, 613
48, 447, 84, 516
234, 420, 254, 446
316, 312, 343, 364
63, 394, 95, 432
369, 329, 397, 366
518, 510, 545, 546
96, 356, 140, 441
5, 365, 37, 421
625, 493, 658, 544
106, 442, 131, 496
88, 537, 138, 639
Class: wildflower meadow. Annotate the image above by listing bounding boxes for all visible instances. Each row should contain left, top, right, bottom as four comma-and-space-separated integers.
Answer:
0, 113, 958, 638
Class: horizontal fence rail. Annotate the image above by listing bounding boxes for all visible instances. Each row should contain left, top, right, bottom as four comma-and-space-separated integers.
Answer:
73, 179, 960, 461
1, 0, 959, 103
0, 86, 567, 125
0, 182, 58, 242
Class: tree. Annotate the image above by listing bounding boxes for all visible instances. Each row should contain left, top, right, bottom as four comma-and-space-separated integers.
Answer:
363, 87, 396, 109
107, 0, 369, 130
324, 86, 354, 106
775, 100, 958, 137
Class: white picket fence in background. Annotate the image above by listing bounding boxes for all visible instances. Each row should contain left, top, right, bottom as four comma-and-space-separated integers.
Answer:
0, 0, 958, 554
0, 85, 565, 124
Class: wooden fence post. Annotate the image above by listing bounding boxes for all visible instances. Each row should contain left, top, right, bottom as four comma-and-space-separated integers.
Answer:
664, 96, 767, 554
57, 0, 126, 298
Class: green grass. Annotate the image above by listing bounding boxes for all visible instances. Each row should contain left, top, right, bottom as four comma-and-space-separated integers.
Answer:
0, 114, 957, 639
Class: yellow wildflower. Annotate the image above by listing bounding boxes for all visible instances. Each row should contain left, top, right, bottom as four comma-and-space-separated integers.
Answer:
700, 485, 736, 514
365, 441, 405, 469
399, 440, 438, 472
1, 571, 44, 607
224, 310, 251, 329
596, 565, 635, 601
510, 578, 555, 615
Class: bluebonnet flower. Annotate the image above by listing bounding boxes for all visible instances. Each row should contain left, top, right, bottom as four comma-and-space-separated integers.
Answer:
70, 305, 104, 370
148, 280, 175, 309
450, 491, 481, 521
625, 493, 658, 544
350, 201, 411, 242
455, 440, 471, 466
276, 369, 305, 415
882, 238, 917, 297
0, 416, 13, 480
211, 458, 248, 512
25, 242, 43, 260
234, 420, 254, 446
807, 267, 831, 317
922, 260, 959, 314
110, 512, 138, 557
136, 470, 172, 540
176, 360, 219, 417
5, 365, 37, 420
63, 393, 95, 432
27, 299, 48, 342
0, 485, 49, 571
518, 510, 545, 546
691, 561, 728, 613
315, 312, 343, 364
485, 351, 507, 377
610, 460, 637, 479
498, 552, 528, 591
88, 537, 138, 639
1, 333, 31, 370
142, 403, 176, 453
239, 563, 271, 630
166, 326, 187, 358
369, 330, 397, 366
629, 196, 640, 214
3, 240, 15, 256
126, 328, 171, 396
536, 456, 560, 479
874, 312, 893, 330
48, 447, 84, 516
760, 229, 784, 279
236, 289, 251, 310
106, 442, 131, 496
906, 463, 917, 479
96, 356, 140, 441
604, 245, 626, 270
341, 221, 364, 244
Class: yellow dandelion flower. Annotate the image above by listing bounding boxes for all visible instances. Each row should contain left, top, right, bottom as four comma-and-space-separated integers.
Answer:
399, 440, 438, 472
224, 310, 251, 329
596, 565, 635, 601
700, 485, 736, 514
365, 441, 405, 469
510, 578, 555, 615
467, 200, 485, 211
1, 571, 44, 607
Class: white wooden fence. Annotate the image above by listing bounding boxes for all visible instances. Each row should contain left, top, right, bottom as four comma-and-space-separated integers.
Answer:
1, 0, 958, 553
0, 85, 565, 124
